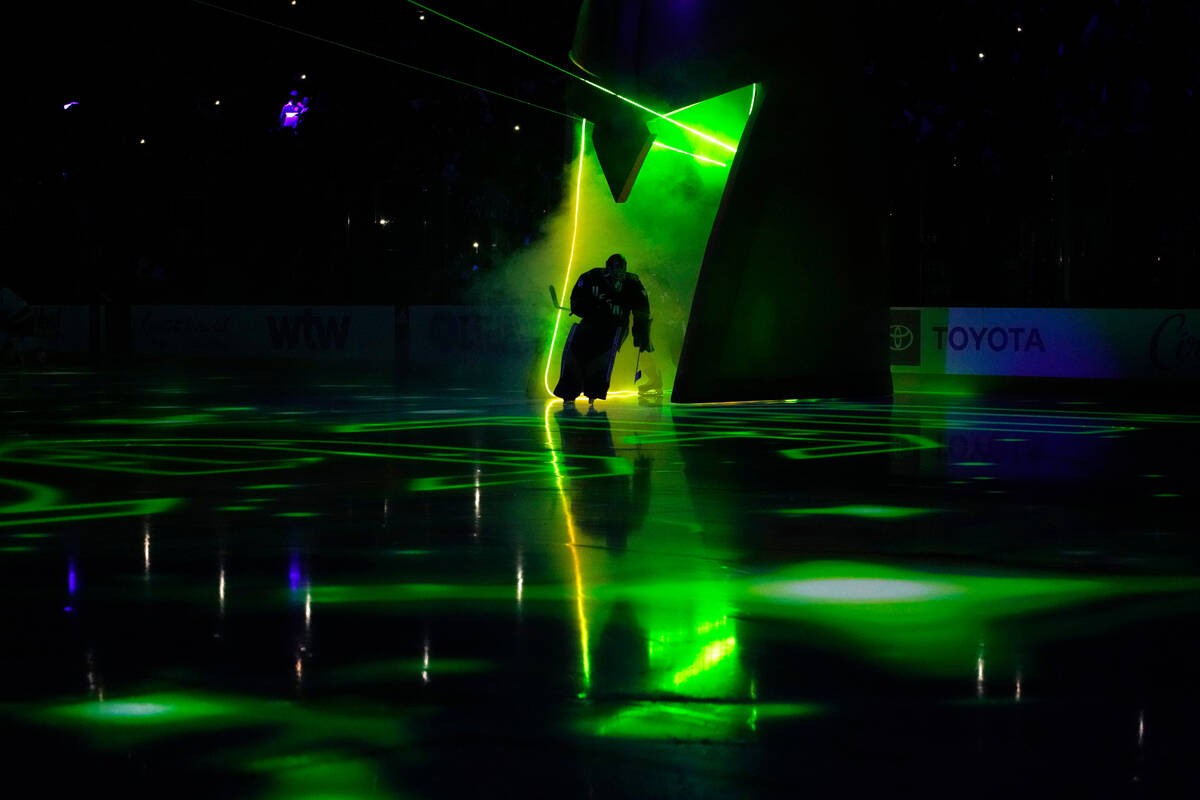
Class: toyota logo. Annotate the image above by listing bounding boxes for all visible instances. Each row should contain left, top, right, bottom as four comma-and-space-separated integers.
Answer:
890, 324, 914, 351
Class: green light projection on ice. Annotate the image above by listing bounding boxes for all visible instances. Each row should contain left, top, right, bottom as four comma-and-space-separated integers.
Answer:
598, 560, 1200, 677
779, 505, 936, 519
0, 477, 179, 528
579, 701, 821, 742
31, 689, 405, 797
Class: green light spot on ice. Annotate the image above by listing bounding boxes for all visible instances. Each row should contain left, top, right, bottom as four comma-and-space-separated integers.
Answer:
673, 636, 737, 685
242, 484, 297, 490
1154, 493, 1181, 498
780, 505, 935, 519
769, 578, 960, 603
246, 752, 380, 800
734, 560, 1200, 677
953, 462, 996, 467
0, 546, 34, 552
10, 532, 52, 539
275, 512, 320, 518
46, 693, 237, 725
220, 506, 255, 512
585, 702, 820, 741
94, 702, 172, 717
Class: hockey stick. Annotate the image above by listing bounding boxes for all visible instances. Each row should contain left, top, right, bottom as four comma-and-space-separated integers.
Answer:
635, 351, 642, 382
548, 285, 570, 311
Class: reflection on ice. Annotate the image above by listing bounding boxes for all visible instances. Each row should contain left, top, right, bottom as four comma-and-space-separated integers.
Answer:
765, 578, 959, 602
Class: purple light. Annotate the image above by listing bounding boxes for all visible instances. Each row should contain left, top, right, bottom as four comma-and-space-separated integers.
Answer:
68, 563, 77, 595
63, 101, 79, 110
64, 606, 73, 612
289, 554, 301, 592
280, 97, 308, 131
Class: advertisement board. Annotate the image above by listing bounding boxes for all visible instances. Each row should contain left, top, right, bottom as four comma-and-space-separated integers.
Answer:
890, 307, 1200, 381
131, 306, 396, 361
34, 305, 94, 354
408, 306, 542, 370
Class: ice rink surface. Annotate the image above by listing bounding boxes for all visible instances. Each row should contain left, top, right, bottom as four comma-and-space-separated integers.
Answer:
1, 364, 1198, 797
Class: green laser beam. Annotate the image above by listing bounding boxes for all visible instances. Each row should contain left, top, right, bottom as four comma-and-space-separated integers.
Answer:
405, 0, 738, 152
651, 141, 728, 166
578, 77, 738, 153
189, 0, 578, 120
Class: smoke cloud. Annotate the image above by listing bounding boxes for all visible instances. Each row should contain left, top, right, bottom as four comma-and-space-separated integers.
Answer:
468, 118, 738, 398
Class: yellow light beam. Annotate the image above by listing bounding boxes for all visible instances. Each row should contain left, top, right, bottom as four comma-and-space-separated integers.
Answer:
543, 400, 591, 688
544, 118, 589, 397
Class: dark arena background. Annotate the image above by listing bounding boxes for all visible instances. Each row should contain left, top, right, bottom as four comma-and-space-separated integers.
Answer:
4, 1, 1200, 797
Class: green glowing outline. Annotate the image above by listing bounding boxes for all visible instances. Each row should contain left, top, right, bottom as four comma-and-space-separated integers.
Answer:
335, 413, 945, 464
1, 401, 1155, 507
0, 477, 180, 527
0, 438, 631, 489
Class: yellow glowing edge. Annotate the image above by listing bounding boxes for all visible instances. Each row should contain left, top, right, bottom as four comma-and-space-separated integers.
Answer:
544, 400, 591, 688
567, 50, 598, 78
651, 141, 727, 167
544, 118, 589, 397
749, 82, 757, 116
535, 121, 650, 401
